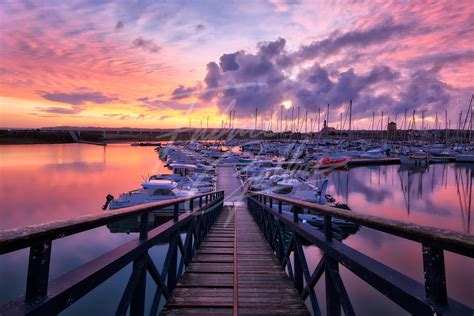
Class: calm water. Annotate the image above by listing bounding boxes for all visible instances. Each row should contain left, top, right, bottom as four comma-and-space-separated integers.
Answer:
0, 144, 472, 314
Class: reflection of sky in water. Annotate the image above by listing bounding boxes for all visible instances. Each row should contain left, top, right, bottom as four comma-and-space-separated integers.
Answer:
0, 144, 172, 314
305, 163, 473, 312
0, 145, 472, 314
309, 163, 473, 234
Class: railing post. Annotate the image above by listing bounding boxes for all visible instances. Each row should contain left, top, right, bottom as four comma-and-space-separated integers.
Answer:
25, 241, 52, 303
293, 235, 304, 294
130, 254, 146, 316
278, 200, 282, 213
174, 203, 179, 221
269, 198, 273, 209
190, 198, 194, 212
422, 244, 447, 307
206, 195, 208, 204
167, 232, 178, 291
293, 206, 301, 223
199, 196, 202, 208
139, 212, 149, 240
325, 258, 341, 316
263, 196, 267, 205
324, 215, 332, 241
323, 215, 341, 316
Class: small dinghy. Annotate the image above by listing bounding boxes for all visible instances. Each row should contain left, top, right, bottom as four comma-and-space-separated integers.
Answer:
313, 156, 350, 169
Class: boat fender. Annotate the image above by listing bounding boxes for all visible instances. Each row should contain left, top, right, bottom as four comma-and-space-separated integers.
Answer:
325, 194, 335, 203
102, 194, 114, 210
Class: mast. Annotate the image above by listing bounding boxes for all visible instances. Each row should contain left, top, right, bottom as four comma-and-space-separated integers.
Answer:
445, 110, 448, 144
280, 105, 283, 133
372, 112, 375, 136
297, 106, 300, 136
305, 109, 308, 134
327, 104, 330, 127
318, 107, 321, 132
206, 116, 209, 129
255, 108, 258, 130
340, 112, 343, 138
291, 107, 294, 133
349, 99, 352, 133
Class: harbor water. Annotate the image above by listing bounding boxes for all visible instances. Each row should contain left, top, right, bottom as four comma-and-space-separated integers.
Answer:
0, 144, 472, 314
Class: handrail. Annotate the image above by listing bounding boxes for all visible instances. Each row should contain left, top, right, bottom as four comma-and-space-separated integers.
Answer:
0, 190, 225, 255
247, 192, 473, 315
0, 190, 225, 315
248, 191, 474, 257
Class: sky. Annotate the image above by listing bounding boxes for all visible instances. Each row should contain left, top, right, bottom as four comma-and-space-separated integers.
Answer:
0, 0, 473, 130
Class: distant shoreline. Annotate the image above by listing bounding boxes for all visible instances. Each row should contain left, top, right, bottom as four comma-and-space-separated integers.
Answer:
1, 127, 471, 145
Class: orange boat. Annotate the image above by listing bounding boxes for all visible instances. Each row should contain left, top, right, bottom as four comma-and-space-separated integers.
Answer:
313, 156, 350, 169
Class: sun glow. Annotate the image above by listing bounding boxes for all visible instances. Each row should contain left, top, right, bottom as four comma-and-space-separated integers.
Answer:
282, 100, 293, 109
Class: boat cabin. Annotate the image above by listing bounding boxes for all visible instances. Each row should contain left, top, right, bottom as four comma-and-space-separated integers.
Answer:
169, 164, 198, 176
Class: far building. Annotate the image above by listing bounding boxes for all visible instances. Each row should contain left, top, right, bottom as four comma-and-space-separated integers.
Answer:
321, 120, 337, 134
387, 121, 397, 133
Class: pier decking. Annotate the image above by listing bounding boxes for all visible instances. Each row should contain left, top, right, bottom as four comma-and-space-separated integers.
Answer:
162, 165, 309, 315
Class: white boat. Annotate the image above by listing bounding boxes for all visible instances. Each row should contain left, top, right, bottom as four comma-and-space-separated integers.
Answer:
150, 163, 214, 193
400, 153, 428, 166
263, 178, 329, 205
108, 180, 195, 210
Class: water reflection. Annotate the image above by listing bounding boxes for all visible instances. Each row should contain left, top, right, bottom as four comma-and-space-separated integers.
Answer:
0, 145, 472, 314
107, 214, 171, 234
317, 163, 473, 234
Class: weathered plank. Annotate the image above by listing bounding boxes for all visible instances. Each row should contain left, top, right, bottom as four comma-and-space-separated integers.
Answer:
162, 200, 309, 315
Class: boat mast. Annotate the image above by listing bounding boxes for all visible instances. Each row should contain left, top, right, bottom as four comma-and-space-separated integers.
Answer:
305, 109, 308, 134
280, 105, 283, 133
255, 108, 258, 131
349, 99, 352, 136
318, 107, 321, 133
327, 104, 330, 127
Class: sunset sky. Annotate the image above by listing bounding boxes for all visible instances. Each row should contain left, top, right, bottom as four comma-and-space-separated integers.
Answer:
0, 0, 472, 129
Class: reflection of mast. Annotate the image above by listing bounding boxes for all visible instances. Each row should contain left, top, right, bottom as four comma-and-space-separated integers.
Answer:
346, 170, 349, 205
455, 167, 473, 233
398, 169, 411, 215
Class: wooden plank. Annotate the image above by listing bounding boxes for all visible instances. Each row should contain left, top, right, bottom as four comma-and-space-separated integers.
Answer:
235, 206, 310, 315
162, 202, 309, 315
161, 307, 233, 315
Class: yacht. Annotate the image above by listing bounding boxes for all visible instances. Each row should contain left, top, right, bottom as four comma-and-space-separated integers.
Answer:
107, 180, 195, 211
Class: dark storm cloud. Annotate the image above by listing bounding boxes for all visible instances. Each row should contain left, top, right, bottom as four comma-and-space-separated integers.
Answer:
392, 68, 451, 114
295, 65, 400, 112
195, 24, 205, 32
38, 106, 83, 115
219, 52, 240, 72
132, 37, 160, 53
171, 85, 198, 99
138, 97, 196, 111
115, 21, 124, 31
38, 90, 119, 105
170, 18, 468, 121
293, 21, 412, 63
405, 50, 474, 70
257, 37, 286, 59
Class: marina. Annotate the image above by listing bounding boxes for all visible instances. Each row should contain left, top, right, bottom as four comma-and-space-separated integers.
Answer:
2, 1, 474, 315
0, 142, 472, 315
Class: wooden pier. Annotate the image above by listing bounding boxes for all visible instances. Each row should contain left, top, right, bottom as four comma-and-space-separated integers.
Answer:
162, 166, 308, 314
161, 204, 309, 315
0, 164, 473, 315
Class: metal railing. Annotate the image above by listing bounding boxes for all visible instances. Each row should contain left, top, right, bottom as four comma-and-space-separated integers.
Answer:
0, 191, 224, 315
247, 191, 473, 316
